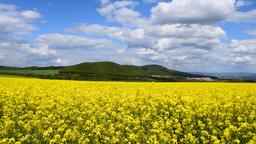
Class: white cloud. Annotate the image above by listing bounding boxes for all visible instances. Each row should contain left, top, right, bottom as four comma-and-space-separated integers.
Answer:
153, 37, 222, 50
54, 58, 69, 65
99, 0, 110, 5
0, 1, 233, 71
69, 24, 225, 48
21, 10, 41, 19
97, 1, 136, 18
0, 3, 61, 66
89, 0, 256, 72
244, 29, 256, 36
67, 11, 229, 69
23, 43, 57, 56
215, 39, 256, 68
113, 7, 141, 24
151, 0, 236, 24
131, 28, 145, 39
135, 46, 218, 71
0, 39, 61, 66
67, 21, 227, 72
233, 56, 254, 63
229, 9, 256, 23
145, 24, 225, 38
230, 39, 256, 54
97, 1, 142, 25
67, 24, 144, 41
235, 0, 251, 8
0, 3, 40, 36
36, 33, 118, 50
66, 24, 108, 35
0, 33, 126, 67
1, 0, 256, 72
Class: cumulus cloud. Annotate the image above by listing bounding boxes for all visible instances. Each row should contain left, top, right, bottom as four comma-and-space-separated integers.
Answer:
68, 0, 230, 71
144, 24, 225, 38
66, 24, 118, 36
97, 1, 136, 18
212, 39, 256, 70
0, 33, 120, 66
89, 0, 256, 72
67, 22, 227, 72
0, 3, 40, 36
151, 0, 236, 24
69, 23, 225, 50
1, 0, 256, 72
0, 3, 65, 66
233, 56, 255, 64
0, 39, 60, 66
36, 33, 117, 50
150, 0, 256, 24
135, 47, 219, 71
67, 24, 146, 42
97, 1, 143, 25
21, 10, 41, 19
0, 2, 125, 66
230, 39, 256, 54
229, 9, 256, 23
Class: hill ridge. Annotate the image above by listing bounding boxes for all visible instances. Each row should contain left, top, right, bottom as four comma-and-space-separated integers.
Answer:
0, 61, 218, 82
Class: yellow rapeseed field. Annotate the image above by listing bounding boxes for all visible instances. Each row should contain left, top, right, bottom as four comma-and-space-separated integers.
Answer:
0, 77, 256, 143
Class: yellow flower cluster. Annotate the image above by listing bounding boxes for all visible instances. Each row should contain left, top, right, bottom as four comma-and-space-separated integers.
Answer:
0, 77, 256, 143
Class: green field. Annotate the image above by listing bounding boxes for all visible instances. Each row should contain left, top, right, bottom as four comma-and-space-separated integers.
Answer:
0, 70, 59, 76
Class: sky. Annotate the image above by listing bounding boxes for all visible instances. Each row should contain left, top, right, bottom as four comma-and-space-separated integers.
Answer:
0, 0, 256, 72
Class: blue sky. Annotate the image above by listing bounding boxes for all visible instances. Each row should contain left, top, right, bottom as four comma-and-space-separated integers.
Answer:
0, 0, 256, 72
0, 0, 105, 38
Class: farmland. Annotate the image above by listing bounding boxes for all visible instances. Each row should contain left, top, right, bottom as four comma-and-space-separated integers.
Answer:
0, 70, 59, 76
0, 62, 219, 82
0, 77, 256, 143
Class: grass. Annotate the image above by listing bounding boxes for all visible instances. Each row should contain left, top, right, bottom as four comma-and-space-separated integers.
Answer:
0, 70, 59, 76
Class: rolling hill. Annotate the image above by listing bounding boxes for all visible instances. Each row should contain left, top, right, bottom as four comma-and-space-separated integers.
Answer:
59, 61, 216, 81
0, 61, 217, 82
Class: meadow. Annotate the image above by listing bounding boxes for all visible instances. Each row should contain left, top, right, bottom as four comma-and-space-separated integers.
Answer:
0, 70, 59, 76
0, 77, 256, 143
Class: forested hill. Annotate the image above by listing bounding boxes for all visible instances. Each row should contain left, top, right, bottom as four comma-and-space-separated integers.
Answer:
0, 61, 217, 82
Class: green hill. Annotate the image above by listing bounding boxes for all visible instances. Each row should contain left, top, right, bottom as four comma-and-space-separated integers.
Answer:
59, 61, 209, 81
0, 61, 217, 81
61, 62, 141, 76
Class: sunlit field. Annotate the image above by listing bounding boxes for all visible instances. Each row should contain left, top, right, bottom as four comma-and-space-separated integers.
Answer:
0, 77, 256, 143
